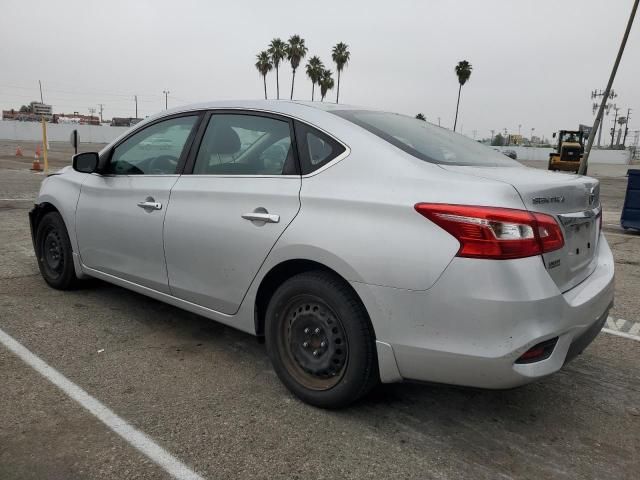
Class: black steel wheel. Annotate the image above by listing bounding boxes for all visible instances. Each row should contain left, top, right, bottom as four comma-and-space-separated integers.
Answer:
265, 271, 378, 408
35, 211, 78, 290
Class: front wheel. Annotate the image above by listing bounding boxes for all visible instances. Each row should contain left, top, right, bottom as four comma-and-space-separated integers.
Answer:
265, 271, 378, 408
35, 211, 78, 290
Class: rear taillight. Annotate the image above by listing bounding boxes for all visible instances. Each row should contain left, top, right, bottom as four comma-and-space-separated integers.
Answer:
414, 203, 564, 260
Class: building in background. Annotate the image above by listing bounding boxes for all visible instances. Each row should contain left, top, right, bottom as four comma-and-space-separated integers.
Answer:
53, 113, 100, 125
2, 101, 53, 121
110, 117, 143, 127
507, 134, 523, 145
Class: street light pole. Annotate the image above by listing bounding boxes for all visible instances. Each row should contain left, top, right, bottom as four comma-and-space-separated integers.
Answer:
579, 0, 638, 175
163, 90, 170, 110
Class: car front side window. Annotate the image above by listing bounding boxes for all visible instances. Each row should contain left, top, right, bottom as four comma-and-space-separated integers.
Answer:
107, 115, 198, 175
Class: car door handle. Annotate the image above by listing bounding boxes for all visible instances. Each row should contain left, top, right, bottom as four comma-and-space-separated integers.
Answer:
241, 212, 280, 223
137, 201, 162, 210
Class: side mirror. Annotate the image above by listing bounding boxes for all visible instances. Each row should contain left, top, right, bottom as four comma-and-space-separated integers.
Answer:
72, 152, 99, 173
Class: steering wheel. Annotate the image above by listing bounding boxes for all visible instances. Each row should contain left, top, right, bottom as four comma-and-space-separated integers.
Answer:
148, 155, 178, 174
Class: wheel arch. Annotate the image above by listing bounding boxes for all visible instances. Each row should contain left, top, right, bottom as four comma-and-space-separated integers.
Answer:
253, 259, 375, 341
29, 201, 61, 245
30, 197, 86, 280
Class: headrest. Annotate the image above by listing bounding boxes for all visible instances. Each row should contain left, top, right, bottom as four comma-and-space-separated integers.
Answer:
206, 123, 241, 154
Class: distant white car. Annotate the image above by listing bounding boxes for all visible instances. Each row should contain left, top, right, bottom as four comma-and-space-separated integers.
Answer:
30, 100, 614, 408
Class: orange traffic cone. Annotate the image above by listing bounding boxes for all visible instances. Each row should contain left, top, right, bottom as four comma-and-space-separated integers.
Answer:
31, 148, 42, 171
15, 146, 23, 156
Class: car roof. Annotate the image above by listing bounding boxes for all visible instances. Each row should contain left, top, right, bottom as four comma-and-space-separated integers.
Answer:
149, 99, 386, 120
100, 100, 382, 155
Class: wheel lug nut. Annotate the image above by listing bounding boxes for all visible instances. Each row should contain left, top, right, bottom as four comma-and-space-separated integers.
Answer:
313, 350, 319, 357
302, 341, 309, 348
314, 328, 321, 334
320, 341, 327, 348
304, 328, 310, 334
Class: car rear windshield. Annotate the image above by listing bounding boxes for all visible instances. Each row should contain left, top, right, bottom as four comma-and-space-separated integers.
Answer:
332, 110, 519, 167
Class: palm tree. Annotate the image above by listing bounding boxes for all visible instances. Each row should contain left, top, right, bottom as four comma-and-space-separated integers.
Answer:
319, 69, 335, 101
331, 42, 350, 103
287, 35, 308, 100
415, 113, 426, 121
255, 51, 272, 100
453, 60, 472, 132
268, 38, 287, 99
305, 56, 324, 101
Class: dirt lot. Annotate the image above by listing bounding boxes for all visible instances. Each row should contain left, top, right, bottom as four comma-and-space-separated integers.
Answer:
1, 141, 639, 479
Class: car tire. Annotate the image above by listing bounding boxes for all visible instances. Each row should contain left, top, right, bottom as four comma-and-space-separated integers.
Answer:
35, 211, 78, 290
265, 271, 378, 408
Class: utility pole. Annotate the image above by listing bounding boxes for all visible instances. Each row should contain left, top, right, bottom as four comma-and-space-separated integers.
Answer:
518, 124, 522, 135
579, 0, 638, 175
531, 127, 535, 146
163, 90, 170, 110
437, 117, 441, 127
610, 105, 620, 147
134, 95, 138, 118
39, 80, 44, 103
88, 107, 96, 122
490, 129, 495, 144
616, 117, 625, 146
472, 129, 477, 140
623, 108, 632, 146
98, 104, 104, 123
591, 89, 616, 147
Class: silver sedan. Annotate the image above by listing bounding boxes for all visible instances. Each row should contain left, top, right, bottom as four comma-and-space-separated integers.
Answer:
30, 100, 614, 408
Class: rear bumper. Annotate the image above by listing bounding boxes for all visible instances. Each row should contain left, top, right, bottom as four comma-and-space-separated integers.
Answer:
353, 233, 615, 388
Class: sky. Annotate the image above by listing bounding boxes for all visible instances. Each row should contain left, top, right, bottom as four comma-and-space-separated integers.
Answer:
1, 0, 639, 142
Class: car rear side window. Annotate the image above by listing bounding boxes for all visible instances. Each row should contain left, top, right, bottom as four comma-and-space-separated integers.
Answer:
331, 110, 518, 167
294, 121, 346, 174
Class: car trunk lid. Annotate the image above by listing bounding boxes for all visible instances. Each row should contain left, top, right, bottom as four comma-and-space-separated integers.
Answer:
441, 166, 601, 292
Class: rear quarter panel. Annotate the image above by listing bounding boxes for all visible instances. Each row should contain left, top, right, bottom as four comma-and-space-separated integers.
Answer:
272, 140, 527, 291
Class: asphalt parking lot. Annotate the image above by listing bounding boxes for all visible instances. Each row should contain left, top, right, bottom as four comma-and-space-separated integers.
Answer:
1, 141, 639, 479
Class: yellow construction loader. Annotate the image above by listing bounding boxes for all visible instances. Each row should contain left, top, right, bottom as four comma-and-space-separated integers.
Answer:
548, 130, 585, 173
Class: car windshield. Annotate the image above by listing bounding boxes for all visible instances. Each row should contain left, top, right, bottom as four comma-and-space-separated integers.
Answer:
332, 110, 519, 167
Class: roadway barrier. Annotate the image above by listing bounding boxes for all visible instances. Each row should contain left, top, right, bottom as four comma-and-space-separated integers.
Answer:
0, 120, 129, 144
494, 146, 631, 164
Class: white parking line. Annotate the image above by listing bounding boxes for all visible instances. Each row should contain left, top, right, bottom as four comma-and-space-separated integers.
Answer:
603, 328, 640, 342
0, 327, 205, 480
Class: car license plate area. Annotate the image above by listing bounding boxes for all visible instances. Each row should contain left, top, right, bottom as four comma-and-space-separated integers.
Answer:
564, 217, 597, 272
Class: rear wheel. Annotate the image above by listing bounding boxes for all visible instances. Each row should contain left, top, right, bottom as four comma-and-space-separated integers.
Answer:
265, 271, 378, 408
35, 212, 78, 290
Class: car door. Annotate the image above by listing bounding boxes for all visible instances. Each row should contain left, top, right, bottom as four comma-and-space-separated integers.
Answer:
163, 111, 301, 314
75, 114, 201, 293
